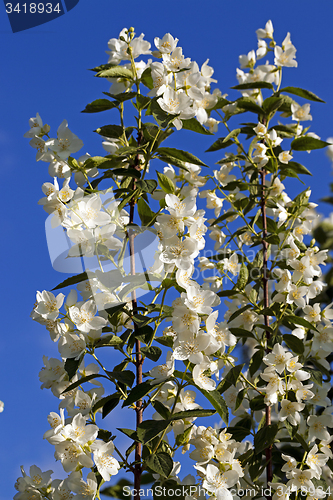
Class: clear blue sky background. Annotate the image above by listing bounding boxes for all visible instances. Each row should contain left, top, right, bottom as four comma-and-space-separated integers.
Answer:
1, 0, 333, 498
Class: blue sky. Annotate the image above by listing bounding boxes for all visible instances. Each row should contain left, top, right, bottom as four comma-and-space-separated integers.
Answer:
1, 0, 333, 498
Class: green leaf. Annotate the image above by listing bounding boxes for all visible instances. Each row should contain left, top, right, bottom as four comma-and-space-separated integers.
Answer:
137, 198, 156, 226
94, 334, 124, 348
111, 168, 141, 178
157, 147, 208, 167
291, 137, 330, 151
154, 336, 174, 348
199, 389, 228, 425
249, 349, 264, 377
295, 432, 310, 451
235, 388, 246, 411
283, 334, 304, 355
282, 315, 318, 332
52, 272, 89, 291
104, 91, 137, 102
62, 373, 108, 394
210, 96, 230, 110
280, 161, 312, 176
232, 82, 274, 90
206, 137, 234, 152
229, 327, 255, 340
250, 394, 266, 411
254, 423, 279, 453
223, 128, 241, 143
105, 303, 127, 316
123, 381, 154, 407
117, 428, 138, 440
228, 416, 252, 441
237, 263, 249, 290
279, 86, 325, 103
284, 420, 298, 439
181, 117, 213, 135
82, 99, 118, 113
210, 211, 237, 226
236, 97, 264, 115
169, 409, 216, 421
173, 370, 228, 425
141, 346, 162, 362
152, 401, 171, 420
102, 395, 121, 418
146, 100, 177, 129
145, 452, 173, 478
64, 356, 83, 381
175, 424, 194, 446
89, 62, 115, 73
93, 393, 121, 413
133, 325, 155, 345
140, 67, 154, 89
141, 473, 154, 485
228, 304, 252, 323
94, 124, 124, 139
136, 179, 158, 194
217, 364, 245, 393
157, 172, 176, 194
96, 65, 134, 79
262, 96, 285, 115
136, 94, 151, 111
136, 419, 170, 444
107, 370, 135, 387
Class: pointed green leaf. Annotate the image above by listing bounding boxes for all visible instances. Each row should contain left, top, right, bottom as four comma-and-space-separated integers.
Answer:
157, 147, 208, 167
82, 99, 118, 113
237, 263, 249, 290
232, 82, 274, 90
62, 374, 108, 394
282, 315, 318, 332
145, 452, 173, 478
181, 118, 213, 135
96, 66, 134, 79
52, 272, 89, 291
169, 409, 216, 421
254, 423, 279, 453
104, 91, 137, 102
195, 389, 228, 425
64, 355, 83, 381
137, 198, 156, 226
291, 137, 330, 151
235, 388, 246, 411
217, 364, 245, 393
236, 97, 264, 114
228, 304, 252, 323
279, 86, 325, 103
140, 67, 154, 89
93, 393, 121, 413
157, 172, 176, 194
107, 370, 135, 387
250, 395, 266, 411
95, 124, 124, 139
141, 346, 162, 362
173, 371, 228, 424
136, 419, 170, 443
210, 211, 238, 226
94, 334, 124, 348
206, 137, 234, 152
123, 381, 155, 407
283, 334, 304, 355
